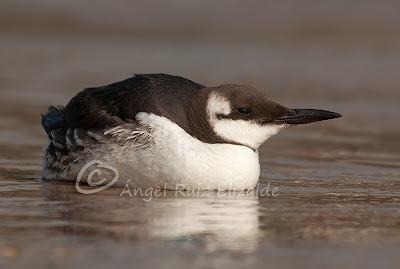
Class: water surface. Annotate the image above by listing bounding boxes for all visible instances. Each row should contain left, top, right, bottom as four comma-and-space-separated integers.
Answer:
1, 1, 400, 268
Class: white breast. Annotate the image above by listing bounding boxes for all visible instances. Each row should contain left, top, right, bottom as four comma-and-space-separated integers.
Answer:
105, 113, 261, 190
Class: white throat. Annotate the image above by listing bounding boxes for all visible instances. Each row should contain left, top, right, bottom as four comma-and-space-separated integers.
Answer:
206, 92, 286, 149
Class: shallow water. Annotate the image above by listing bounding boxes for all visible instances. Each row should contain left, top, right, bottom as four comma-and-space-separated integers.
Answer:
1, 1, 400, 268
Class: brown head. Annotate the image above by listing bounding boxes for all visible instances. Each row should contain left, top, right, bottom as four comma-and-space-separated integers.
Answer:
188, 84, 341, 150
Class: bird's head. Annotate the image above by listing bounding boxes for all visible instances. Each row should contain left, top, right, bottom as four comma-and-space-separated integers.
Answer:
190, 84, 341, 150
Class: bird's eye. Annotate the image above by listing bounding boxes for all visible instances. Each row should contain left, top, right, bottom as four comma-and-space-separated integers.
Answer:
238, 107, 250, 114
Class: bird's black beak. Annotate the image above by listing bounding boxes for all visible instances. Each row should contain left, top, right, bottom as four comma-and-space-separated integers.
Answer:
274, 109, 342, 125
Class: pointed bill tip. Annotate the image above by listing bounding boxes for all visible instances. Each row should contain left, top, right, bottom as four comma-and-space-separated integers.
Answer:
274, 109, 342, 125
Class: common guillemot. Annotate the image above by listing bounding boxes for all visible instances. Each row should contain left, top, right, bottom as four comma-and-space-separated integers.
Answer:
41, 74, 341, 190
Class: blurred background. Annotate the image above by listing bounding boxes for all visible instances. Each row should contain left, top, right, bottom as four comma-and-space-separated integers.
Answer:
1, 1, 399, 268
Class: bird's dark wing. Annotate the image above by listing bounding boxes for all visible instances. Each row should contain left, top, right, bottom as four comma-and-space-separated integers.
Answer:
41, 74, 205, 150
62, 73, 205, 130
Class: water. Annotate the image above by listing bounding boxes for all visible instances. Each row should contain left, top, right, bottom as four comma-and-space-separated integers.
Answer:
1, 1, 400, 268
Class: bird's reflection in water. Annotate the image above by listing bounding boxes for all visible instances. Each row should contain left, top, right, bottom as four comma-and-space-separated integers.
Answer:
42, 182, 261, 252
146, 191, 261, 251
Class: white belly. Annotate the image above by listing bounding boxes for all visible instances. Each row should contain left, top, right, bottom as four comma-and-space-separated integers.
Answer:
102, 113, 260, 190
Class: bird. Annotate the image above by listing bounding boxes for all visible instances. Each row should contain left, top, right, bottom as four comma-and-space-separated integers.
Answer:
41, 74, 341, 191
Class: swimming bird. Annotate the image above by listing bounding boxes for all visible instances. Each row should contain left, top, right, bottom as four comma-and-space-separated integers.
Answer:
41, 74, 341, 190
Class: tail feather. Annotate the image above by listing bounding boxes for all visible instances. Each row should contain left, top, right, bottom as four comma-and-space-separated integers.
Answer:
41, 106, 64, 135
42, 106, 70, 179
41, 106, 66, 149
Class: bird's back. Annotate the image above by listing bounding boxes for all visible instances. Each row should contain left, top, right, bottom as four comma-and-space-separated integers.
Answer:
41, 74, 204, 148
41, 74, 205, 180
